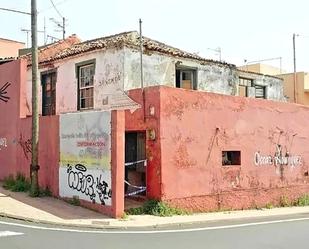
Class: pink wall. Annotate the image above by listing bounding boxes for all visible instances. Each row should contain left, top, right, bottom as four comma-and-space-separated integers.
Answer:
128, 86, 309, 211
0, 59, 59, 194
0, 39, 24, 58
0, 60, 23, 178
126, 88, 162, 199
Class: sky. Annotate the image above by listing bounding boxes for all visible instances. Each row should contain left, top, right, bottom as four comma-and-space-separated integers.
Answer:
1, 0, 309, 72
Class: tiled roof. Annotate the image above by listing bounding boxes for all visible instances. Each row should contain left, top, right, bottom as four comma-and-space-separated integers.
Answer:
39, 31, 235, 67
21, 34, 81, 66
0, 57, 16, 65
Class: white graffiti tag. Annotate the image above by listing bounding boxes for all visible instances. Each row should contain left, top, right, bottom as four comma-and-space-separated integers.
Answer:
254, 145, 302, 167
0, 138, 7, 150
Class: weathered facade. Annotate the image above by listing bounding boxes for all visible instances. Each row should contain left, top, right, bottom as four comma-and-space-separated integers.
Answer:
0, 31, 296, 217
22, 31, 284, 117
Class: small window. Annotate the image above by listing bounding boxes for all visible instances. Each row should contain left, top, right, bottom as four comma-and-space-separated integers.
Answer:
255, 85, 266, 99
222, 151, 241, 166
78, 64, 94, 110
238, 77, 253, 97
176, 68, 197, 90
41, 71, 56, 116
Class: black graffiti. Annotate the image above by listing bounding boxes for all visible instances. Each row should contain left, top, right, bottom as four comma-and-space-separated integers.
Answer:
18, 133, 32, 160
67, 164, 111, 205
0, 82, 11, 103
96, 174, 112, 205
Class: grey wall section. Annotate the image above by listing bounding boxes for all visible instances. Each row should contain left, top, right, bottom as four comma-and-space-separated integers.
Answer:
238, 70, 285, 101
123, 47, 175, 90
122, 47, 285, 101
197, 64, 238, 95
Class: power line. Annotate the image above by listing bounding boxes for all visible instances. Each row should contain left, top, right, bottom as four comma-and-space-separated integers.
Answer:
0, 7, 30, 15
38, 0, 68, 13
50, 0, 63, 18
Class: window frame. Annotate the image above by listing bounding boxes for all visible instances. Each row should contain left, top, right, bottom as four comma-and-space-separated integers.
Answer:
175, 66, 198, 90
238, 77, 253, 97
75, 59, 96, 111
254, 84, 266, 99
41, 69, 57, 116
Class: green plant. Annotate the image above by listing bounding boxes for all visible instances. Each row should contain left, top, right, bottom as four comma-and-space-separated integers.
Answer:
279, 195, 290, 207
3, 175, 15, 190
120, 212, 129, 220
39, 186, 52, 197
127, 200, 189, 217
67, 196, 80, 206
295, 194, 309, 206
265, 203, 274, 209
3, 173, 30, 192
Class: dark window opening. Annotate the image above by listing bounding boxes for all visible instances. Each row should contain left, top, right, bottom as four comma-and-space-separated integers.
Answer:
41, 71, 56, 116
176, 67, 197, 90
125, 132, 146, 197
222, 151, 241, 166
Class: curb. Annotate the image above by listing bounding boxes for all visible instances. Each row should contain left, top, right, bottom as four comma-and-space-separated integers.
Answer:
1, 207, 309, 230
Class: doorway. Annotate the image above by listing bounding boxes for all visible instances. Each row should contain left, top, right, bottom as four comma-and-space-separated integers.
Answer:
125, 132, 146, 208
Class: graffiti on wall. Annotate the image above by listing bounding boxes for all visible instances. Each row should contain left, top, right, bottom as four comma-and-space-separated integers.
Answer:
254, 130, 302, 167
98, 72, 121, 87
0, 138, 7, 150
0, 82, 11, 103
254, 144, 302, 167
18, 134, 32, 160
66, 164, 111, 205
59, 111, 112, 206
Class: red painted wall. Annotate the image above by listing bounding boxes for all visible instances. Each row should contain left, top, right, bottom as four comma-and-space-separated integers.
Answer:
128, 86, 309, 211
126, 88, 162, 199
0, 60, 59, 195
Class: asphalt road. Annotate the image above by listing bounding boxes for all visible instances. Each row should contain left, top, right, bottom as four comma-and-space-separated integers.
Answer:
0, 214, 309, 249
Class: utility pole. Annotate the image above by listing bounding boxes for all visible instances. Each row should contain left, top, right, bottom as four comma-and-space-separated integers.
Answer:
293, 33, 297, 103
62, 17, 65, 40
30, 0, 40, 196
139, 18, 144, 90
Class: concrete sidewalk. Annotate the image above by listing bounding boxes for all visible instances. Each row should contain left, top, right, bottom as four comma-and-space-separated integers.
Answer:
1, 185, 309, 229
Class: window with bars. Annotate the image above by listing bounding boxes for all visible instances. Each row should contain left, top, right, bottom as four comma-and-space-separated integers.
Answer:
78, 64, 95, 110
41, 71, 56, 116
255, 85, 266, 98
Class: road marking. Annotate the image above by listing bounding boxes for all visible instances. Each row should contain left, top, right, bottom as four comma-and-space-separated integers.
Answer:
0, 231, 23, 237
0, 217, 309, 234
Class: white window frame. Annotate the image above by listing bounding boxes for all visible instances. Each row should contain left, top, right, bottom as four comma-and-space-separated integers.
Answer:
78, 64, 94, 110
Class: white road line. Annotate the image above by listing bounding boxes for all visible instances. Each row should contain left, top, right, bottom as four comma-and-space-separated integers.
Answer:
0, 217, 309, 234
0, 231, 23, 237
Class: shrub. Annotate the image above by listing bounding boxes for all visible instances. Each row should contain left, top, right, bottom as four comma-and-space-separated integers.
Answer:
3, 173, 30, 192
265, 203, 274, 209
279, 195, 290, 207
3, 175, 15, 190
127, 199, 188, 217
295, 194, 309, 206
